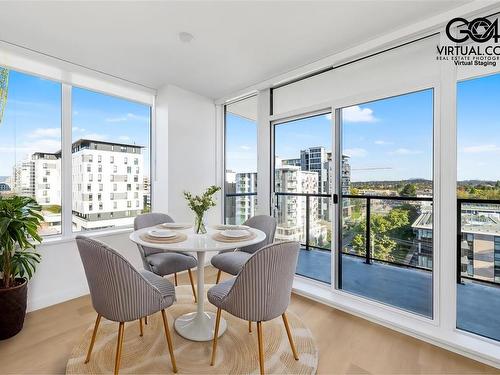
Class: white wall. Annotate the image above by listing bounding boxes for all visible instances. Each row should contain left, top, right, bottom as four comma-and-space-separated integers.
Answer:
27, 84, 217, 312
155, 84, 220, 224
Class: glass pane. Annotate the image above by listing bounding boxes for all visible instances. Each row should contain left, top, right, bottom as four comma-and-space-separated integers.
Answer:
0, 68, 62, 235
71, 88, 151, 231
340, 89, 434, 318
224, 96, 257, 224
274, 113, 332, 283
457, 73, 500, 341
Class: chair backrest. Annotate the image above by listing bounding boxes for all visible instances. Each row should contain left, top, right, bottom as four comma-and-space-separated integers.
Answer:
240, 215, 277, 254
222, 241, 299, 322
134, 213, 174, 263
75, 235, 162, 322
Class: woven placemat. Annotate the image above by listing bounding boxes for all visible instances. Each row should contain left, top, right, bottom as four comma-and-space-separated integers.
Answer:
140, 232, 187, 244
156, 223, 193, 230
212, 231, 256, 243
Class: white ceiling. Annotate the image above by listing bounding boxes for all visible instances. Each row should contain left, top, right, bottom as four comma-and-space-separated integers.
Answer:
0, 1, 471, 99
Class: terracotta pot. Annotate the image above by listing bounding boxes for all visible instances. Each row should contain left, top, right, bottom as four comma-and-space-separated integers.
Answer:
0, 278, 28, 340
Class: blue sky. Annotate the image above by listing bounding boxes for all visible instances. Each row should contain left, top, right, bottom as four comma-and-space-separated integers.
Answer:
457, 73, 500, 181
0, 70, 151, 177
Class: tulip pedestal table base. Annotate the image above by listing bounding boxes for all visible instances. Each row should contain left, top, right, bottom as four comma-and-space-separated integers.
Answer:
173, 251, 227, 341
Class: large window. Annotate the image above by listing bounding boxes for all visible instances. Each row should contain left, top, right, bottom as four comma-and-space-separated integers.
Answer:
273, 113, 332, 283
71, 88, 151, 232
457, 73, 500, 341
0, 67, 62, 235
339, 89, 434, 317
224, 96, 257, 225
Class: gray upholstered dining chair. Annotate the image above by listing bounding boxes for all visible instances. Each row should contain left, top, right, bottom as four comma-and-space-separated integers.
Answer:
208, 241, 300, 375
75, 235, 177, 375
211, 215, 277, 284
134, 213, 198, 302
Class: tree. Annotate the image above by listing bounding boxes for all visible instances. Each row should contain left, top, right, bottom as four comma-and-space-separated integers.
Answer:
0, 67, 9, 125
350, 207, 412, 262
400, 183, 417, 197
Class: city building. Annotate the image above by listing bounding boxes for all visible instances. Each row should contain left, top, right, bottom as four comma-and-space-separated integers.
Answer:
11, 139, 146, 233
71, 139, 144, 231
274, 164, 326, 245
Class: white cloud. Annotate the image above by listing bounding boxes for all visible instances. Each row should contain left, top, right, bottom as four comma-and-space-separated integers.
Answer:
29, 127, 61, 139
343, 148, 367, 157
374, 140, 393, 145
72, 126, 86, 132
106, 113, 149, 123
118, 135, 131, 142
463, 144, 500, 153
240, 145, 251, 151
390, 148, 422, 155
82, 133, 108, 141
343, 106, 377, 123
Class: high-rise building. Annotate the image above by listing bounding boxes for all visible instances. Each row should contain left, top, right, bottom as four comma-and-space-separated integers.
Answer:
71, 139, 144, 231
274, 165, 326, 244
12, 139, 146, 233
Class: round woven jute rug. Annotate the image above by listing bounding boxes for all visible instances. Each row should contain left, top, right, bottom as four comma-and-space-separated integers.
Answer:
66, 285, 318, 374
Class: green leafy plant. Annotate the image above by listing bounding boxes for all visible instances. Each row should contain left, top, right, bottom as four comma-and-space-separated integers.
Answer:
183, 185, 221, 233
0, 196, 43, 288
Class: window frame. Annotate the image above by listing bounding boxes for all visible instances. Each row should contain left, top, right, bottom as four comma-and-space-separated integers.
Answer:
0, 64, 154, 242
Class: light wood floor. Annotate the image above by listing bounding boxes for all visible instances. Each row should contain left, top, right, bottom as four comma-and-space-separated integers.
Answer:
0, 266, 497, 374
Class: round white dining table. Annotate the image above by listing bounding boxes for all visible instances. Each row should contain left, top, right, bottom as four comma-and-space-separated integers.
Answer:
129, 226, 266, 342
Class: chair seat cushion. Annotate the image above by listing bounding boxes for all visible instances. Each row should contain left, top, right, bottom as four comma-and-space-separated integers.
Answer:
139, 270, 176, 308
210, 251, 252, 276
207, 277, 235, 308
146, 252, 197, 276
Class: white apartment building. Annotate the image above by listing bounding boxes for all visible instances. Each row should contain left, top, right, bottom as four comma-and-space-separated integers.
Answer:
12, 139, 146, 233
274, 165, 326, 244
71, 139, 144, 231
12, 152, 62, 235
234, 172, 257, 224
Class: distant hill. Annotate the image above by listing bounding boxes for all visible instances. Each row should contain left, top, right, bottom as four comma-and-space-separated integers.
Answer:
351, 179, 432, 186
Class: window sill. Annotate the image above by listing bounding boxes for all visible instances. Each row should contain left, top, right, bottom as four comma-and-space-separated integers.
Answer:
38, 227, 134, 247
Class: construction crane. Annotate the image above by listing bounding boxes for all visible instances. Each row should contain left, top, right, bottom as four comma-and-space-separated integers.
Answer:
351, 167, 392, 171
0, 67, 9, 125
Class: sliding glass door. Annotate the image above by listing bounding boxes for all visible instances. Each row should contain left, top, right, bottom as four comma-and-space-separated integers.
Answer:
273, 112, 332, 283
337, 90, 434, 317
457, 73, 500, 341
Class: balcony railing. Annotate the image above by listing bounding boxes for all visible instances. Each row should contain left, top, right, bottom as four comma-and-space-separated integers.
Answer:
275, 192, 434, 272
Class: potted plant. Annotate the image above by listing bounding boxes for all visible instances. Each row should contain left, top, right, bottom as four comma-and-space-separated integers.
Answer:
184, 185, 221, 234
0, 195, 42, 339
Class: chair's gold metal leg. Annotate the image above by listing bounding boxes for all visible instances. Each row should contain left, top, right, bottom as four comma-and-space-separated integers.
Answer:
84, 314, 101, 364
210, 308, 222, 366
174, 273, 178, 286
114, 322, 125, 375
161, 309, 178, 373
282, 313, 299, 360
144, 315, 148, 325
215, 270, 222, 284
248, 321, 252, 333
188, 269, 197, 303
139, 318, 144, 337
257, 321, 265, 375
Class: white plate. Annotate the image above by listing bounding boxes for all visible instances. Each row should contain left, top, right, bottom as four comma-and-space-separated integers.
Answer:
148, 229, 176, 238
161, 222, 191, 229
213, 224, 250, 230
220, 229, 250, 238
